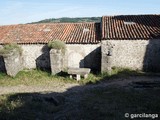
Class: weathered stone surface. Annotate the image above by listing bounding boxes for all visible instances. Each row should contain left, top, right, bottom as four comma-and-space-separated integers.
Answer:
101, 41, 114, 72
21, 44, 50, 70
3, 51, 23, 77
50, 49, 63, 75
68, 68, 91, 80
68, 68, 91, 75
66, 44, 101, 71
101, 40, 160, 72
20, 44, 101, 72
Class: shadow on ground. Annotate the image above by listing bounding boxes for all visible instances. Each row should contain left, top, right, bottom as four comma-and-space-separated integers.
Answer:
1, 74, 160, 120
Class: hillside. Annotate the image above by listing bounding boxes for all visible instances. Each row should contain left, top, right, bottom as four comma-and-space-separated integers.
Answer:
31, 17, 101, 23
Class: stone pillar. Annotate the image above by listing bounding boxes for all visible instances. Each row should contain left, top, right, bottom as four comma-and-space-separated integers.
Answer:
3, 51, 23, 77
101, 41, 114, 73
50, 49, 63, 75
101, 55, 112, 73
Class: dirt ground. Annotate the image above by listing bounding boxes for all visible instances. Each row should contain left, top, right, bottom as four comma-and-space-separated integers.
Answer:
0, 76, 160, 95
0, 75, 160, 120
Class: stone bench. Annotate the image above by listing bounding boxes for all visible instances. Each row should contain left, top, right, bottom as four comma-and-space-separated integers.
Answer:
68, 68, 91, 81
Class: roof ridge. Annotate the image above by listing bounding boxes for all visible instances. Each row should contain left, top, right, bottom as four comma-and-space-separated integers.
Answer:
0, 22, 100, 27
102, 14, 160, 17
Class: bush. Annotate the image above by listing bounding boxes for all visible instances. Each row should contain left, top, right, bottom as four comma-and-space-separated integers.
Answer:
0, 43, 22, 56
48, 40, 66, 54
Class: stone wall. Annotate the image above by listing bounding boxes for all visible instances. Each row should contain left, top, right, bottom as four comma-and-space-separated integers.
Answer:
20, 44, 101, 72
66, 44, 101, 71
21, 44, 50, 70
1, 39, 160, 74
101, 39, 160, 72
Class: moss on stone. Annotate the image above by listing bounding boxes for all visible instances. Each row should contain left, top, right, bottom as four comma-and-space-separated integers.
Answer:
0, 43, 22, 56
48, 40, 66, 54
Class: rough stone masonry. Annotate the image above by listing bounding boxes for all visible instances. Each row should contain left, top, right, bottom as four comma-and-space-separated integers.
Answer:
101, 39, 160, 72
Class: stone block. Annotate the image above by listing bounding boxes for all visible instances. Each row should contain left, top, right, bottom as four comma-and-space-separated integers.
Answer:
3, 51, 23, 77
50, 49, 63, 75
68, 68, 91, 80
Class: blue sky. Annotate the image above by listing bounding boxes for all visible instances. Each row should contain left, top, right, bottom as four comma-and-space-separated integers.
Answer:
0, 0, 160, 25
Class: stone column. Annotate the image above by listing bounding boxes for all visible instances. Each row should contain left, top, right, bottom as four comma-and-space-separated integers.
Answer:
50, 49, 63, 75
101, 41, 114, 73
3, 50, 23, 77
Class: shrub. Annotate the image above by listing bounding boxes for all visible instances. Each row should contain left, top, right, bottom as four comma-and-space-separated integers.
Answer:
0, 43, 22, 56
48, 40, 66, 54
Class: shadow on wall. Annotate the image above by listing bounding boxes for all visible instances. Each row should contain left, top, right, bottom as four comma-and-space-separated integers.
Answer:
36, 45, 51, 72
0, 56, 6, 73
80, 47, 101, 73
143, 39, 160, 72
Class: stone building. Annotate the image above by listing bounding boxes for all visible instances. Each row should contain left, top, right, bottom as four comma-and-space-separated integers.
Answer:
101, 15, 160, 72
0, 14, 160, 74
0, 23, 101, 72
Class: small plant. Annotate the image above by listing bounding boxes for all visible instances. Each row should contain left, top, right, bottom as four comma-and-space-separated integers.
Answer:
0, 43, 22, 56
48, 40, 66, 54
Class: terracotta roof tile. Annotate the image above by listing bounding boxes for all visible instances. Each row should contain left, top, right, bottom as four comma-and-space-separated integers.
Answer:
0, 23, 101, 44
1, 15, 159, 44
102, 15, 160, 40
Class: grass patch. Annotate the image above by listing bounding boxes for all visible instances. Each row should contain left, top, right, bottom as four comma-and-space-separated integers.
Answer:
79, 67, 144, 85
100, 67, 145, 80
79, 73, 102, 85
0, 67, 149, 86
0, 69, 75, 87
104, 67, 142, 77
0, 69, 103, 86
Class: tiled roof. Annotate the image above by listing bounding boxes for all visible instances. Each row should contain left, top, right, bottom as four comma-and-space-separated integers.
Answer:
102, 15, 160, 40
0, 23, 101, 44
1, 15, 160, 44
